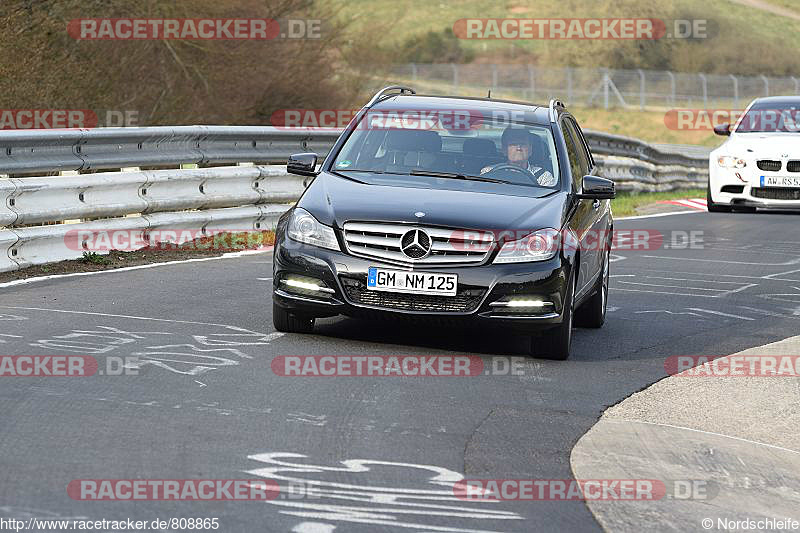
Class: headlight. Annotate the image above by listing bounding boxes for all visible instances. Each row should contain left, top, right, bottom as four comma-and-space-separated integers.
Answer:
286, 208, 340, 251
493, 228, 559, 263
717, 156, 746, 168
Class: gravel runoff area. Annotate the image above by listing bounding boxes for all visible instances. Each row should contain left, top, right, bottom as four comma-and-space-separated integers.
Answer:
571, 335, 800, 532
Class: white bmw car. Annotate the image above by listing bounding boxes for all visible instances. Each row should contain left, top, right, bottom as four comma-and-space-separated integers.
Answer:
708, 96, 800, 212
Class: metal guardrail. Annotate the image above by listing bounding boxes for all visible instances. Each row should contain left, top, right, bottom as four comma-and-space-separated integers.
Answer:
0, 126, 709, 273
0, 126, 341, 175
0, 125, 707, 176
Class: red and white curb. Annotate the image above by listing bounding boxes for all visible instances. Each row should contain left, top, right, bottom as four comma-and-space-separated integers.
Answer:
657, 198, 708, 211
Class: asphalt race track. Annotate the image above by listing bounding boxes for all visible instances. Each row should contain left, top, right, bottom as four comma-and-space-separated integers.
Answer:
1, 210, 800, 532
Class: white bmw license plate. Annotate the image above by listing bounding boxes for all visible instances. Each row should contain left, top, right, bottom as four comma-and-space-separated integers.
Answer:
367, 267, 457, 296
761, 175, 800, 187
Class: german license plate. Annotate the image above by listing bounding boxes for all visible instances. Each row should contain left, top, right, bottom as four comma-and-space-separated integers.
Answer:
367, 267, 457, 296
761, 175, 800, 187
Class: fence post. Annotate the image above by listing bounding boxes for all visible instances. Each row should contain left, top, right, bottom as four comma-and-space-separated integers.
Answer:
637, 69, 645, 110
603, 71, 610, 110
699, 73, 708, 109
729, 74, 739, 109
667, 71, 676, 107
492, 64, 498, 90
528, 65, 535, 100
410, 63, 417, 82
566, 67, 573, 104
451, 63, 459, 92
793, 76, 800, 95
760, 75, 769, 96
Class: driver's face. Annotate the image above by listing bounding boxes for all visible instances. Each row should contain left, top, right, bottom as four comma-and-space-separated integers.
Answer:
506, 141, 531, 165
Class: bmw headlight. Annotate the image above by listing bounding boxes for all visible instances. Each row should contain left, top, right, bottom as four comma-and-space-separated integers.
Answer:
493, 228, 559, 263
286, 208, 340, 251
717, 156, 746, 168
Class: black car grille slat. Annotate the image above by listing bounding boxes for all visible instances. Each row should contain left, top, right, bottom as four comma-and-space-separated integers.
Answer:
340, 276, 484, 313
751, 187, 800, 200
787, 161, 800, 172
757, 160, 782, 172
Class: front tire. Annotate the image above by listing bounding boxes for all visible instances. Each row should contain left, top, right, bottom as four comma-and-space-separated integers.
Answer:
575, 249, 609, 328
273, 301, 315, 333
530, 271, 575, 360
707, 182, 732, 212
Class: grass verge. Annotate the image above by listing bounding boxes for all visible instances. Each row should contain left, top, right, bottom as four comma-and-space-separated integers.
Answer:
0, 230, 275, 284
612, 189, 706, 217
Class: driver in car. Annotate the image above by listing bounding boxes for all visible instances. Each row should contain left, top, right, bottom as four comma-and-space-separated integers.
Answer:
481, 127, 556, 186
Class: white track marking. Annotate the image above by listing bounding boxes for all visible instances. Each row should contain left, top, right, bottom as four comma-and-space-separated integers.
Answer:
0, 248, 273, 290
615, 210, 706, 221
611, 419, 800, 455
635, 310, 703, 317
292, 523, 336, 533
737, 306, 791, 318
641, 254, 800, 266
611, 287, 720, 298
616, 267, 800, 282
0, 305, 263, 329
614, 277, 756, 298
764, 268, 800, 281
686, 308, 756, 320
617, 281, 729, 292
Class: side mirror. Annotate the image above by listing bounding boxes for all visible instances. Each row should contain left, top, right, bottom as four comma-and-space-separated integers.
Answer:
287, 153, 319, 177
576, 175, 615, 200
713, 123, 731, 136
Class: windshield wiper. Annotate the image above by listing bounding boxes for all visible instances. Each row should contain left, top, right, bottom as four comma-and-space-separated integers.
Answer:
408, 170, 512, 184
334, 169, 409, 175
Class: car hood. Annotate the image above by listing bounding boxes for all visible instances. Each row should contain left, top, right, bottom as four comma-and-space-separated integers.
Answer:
298, 172, 568, 232
716, 133, 799, 157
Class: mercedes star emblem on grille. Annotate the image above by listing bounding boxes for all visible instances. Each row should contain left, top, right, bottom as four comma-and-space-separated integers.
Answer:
400, 229, 432, 259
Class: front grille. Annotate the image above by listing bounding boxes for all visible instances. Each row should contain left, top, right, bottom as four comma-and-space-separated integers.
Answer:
788, 161, 800, 172
751, 187, 800, 200
342, 222, 494, 266
757, 160, 782, 172
340, 276, 484, 313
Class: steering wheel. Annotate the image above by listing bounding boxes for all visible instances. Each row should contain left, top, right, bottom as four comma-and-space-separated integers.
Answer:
483, 163, 536, 183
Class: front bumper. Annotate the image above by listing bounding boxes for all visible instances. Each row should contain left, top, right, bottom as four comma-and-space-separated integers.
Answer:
710, 166, 800, 209
272, 239, 572, 332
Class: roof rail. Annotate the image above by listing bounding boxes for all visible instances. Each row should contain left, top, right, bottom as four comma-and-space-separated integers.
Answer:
366, 85, 417, 107
548, 99, 565, 122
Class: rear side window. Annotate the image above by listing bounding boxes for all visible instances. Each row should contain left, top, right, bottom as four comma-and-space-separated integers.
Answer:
561, 119, 589, 191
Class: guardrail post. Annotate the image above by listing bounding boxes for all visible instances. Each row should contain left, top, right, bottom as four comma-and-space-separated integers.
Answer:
603, 70, 610, 110
729, 74, 739, 109
410, 62, 417, 82
491, 64, 498, 90
793, 76, 800, 95
760, 75, 769, 96
451, 63, 459, 92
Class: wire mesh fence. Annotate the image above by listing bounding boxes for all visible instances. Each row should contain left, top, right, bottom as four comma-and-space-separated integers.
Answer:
382, 64, 800, 110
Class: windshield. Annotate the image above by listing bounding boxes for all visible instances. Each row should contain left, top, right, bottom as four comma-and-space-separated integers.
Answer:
735, 101, 800, 133
332, 110, 560, 189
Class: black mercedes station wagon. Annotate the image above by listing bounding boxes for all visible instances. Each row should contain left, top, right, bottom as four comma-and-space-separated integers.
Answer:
272, 86, 614, 360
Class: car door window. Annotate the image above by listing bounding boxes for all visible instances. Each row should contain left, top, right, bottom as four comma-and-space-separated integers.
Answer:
568, 117, 594, 170
561, 119, 588, 191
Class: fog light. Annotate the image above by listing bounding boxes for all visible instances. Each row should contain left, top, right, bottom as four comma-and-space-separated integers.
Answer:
489, 297, 554, 311
281, 275, 335, 295
507, 299, 548, 307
